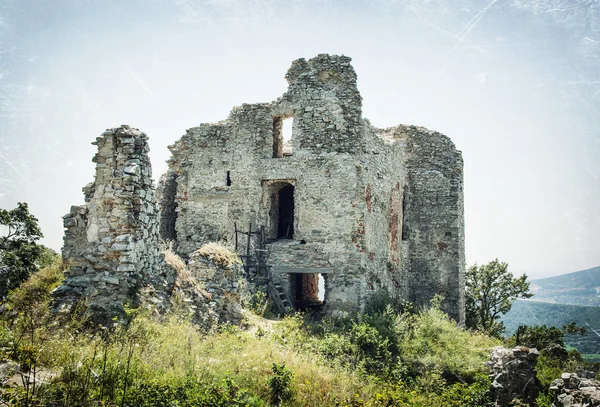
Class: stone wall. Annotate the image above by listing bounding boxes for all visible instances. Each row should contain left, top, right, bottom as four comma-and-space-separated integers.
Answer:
379, 125, 465, 323
486, 346, 540, 406
280, 54, 364, 155
160, 54, 465, 319
550, 371, 600, 407
57, 54, 466, 324
53, 126, 167, 323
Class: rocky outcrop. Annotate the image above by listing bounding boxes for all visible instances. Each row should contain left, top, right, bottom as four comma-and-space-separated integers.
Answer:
550, 371, 600, 407
486, 346, 540, 406
167, 243, 247, 330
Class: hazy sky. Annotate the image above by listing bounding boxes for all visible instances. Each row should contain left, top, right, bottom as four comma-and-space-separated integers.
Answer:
0, 0, 598, 279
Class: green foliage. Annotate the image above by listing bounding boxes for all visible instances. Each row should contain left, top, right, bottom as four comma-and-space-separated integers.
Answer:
465, 259, 533, 337
502, 300, 600, 357
6, 259, 64, 314
511, 323, 586, 351
438, 373, 493, 407
0, 202, 57, 299
536, 391, 553, 407
246, 289, 270, 317
399, 307, 498, 383
268, 363, 294, 405
0, 266, 503, 407
0, 202, 43, 245
536, 348, 584, 389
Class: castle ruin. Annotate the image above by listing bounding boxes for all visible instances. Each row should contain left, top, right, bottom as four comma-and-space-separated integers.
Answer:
54, 54, 466, 324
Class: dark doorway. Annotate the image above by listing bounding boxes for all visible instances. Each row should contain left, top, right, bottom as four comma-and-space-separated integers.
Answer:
290, 273, 322, 309
277, 184, 295, 239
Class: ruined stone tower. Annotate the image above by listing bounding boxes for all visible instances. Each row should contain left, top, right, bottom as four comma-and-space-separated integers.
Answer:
159, 54, 466, 323
56, 54, 465, 324
54, 126, 166, 322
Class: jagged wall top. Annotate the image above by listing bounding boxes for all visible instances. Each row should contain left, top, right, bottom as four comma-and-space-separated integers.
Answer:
169, 54, 367, 162
56, 125, 166, 323
278, 54, 364, 154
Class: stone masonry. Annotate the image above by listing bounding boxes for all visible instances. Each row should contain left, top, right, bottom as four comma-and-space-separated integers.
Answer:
550, 371, 600, 407
486, 346, 540, 406
53, 126, 167, 323
56, 54, 466, 324
159, 54, 466, 322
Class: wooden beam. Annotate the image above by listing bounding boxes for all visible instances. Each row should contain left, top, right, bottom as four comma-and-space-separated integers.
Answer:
273, 267, 333, 274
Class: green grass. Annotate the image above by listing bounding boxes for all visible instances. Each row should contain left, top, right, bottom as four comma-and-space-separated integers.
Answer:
0, 262, 504, 406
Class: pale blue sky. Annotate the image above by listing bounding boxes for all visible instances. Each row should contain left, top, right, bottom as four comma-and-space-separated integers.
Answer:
0, 0, 598, 279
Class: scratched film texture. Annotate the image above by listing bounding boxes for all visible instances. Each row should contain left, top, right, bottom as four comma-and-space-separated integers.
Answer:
0, 0, 598, 278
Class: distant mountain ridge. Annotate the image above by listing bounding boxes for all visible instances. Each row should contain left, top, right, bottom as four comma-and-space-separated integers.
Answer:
501, 300, 600, 358
529, 266, 600, 306
501, 266, 600, 360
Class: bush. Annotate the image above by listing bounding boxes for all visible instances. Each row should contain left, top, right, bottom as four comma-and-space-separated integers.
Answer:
268, 363, 293, 405
399, 307, 498, 382
5, 257, 63, 314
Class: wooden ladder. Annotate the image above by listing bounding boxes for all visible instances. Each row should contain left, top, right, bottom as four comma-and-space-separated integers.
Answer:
268, 273, 294, 315
234, 222, 294, 315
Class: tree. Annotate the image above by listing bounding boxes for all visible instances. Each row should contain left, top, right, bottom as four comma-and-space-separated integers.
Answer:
0, 202, 56, 298
465, 259, 533, 337
513, 322, 586, 351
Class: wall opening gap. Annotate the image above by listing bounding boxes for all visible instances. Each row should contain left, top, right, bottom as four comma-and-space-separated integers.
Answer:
282, 117, 293, 156
277, 184, 295, 239
318, 274, 325, 301
226, 171, 231, 186
289, 272, 324, 310
272, 116, 293, 158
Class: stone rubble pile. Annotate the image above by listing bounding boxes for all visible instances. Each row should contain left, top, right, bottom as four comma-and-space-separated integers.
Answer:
187, 245, 247, 326
166, 244, 246, 330
550, 371, 600, 407
486, 346, 540, 407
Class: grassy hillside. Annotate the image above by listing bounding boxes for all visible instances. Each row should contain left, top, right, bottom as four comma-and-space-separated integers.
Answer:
0, 261, 501, 406
530, 266, 600, 306
502, 299, 600, 358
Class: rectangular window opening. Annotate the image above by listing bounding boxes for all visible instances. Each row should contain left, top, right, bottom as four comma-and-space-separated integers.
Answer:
272, 116, 293, 158
226, 171, 232, 186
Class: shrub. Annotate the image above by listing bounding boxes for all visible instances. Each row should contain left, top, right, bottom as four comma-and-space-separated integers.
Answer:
268, 362, 294, 405
246, 290, 270, 317
399, 307, 498, 382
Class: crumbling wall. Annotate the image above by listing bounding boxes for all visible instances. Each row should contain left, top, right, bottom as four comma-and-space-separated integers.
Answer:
157, 170, 178, 242
380, 125, 465, 324
356, 123, 409, 306
186, 245, 246, 327
486, 346, 540, 407
279, 54, 365, 155
550, 371, 600, 406
161, 54, 466, 319
54, 125, 167, 323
